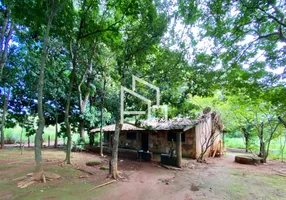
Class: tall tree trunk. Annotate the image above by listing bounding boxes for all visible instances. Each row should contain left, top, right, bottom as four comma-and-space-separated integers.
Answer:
33, 0, 63, 178
176, 132, 182, 167
100, 74, 106, 157
242, 128, 249, 153
54, 114, 58, 148
1, 87, 11, 149
64, 68, 76, 164
79, 120, 85, 138
110, 121, 122, 179
278, 116, 286, 128
64, 39, 77, 164
20, 126, 24, 154
264, 123, 279, 163
0, 6, 13, 79
78, 52, 94, 139
258, 122, 265, 161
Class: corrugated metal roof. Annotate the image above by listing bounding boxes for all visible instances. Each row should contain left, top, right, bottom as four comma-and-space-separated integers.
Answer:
140, 118, 202, 131
90, 123, 145, 133
90, 112, 223, 133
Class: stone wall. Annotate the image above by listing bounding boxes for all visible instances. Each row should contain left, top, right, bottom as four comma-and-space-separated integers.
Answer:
105, 128, 198, 159
182, 127, 196, 158
118, 131, 141, 150
148, 131, 169, 153
148, 129, 197, 158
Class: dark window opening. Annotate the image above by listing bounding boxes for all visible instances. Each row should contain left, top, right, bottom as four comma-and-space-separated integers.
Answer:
127, 132, 137, 140
104, 132, 110, 143
167, 132, 185, 142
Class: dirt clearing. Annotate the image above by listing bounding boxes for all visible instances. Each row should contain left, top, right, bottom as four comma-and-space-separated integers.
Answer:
0, 148, 285, 200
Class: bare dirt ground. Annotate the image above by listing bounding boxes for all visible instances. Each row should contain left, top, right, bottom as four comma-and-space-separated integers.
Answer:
0, 148, 285, 200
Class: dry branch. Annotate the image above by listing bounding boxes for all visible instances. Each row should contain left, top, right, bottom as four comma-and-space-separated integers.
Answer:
161, 164, 182, 170
90, 180, 116, 190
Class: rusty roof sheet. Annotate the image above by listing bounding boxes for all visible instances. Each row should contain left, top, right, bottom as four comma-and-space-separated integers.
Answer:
90, 123, 145, 133
140, 118, 202, 131
90, 114, 216, 132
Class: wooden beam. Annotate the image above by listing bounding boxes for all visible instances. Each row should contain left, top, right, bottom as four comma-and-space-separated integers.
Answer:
176, 132, 182, 168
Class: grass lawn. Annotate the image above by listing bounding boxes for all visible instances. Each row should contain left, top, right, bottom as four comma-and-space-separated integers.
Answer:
225, 137, 286, 160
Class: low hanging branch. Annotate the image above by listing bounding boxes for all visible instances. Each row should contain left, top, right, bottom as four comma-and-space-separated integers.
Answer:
278, 116, 286, 128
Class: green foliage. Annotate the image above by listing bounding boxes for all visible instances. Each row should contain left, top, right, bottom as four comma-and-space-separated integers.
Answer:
81, 107, 112, 129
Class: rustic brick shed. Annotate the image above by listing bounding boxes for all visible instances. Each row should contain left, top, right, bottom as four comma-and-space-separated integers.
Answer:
90, 112, 223, 160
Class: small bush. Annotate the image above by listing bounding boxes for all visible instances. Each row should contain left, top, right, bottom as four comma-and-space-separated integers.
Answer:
100, 165, 109, 170
86, 159, 102, 166
4, 130, 17, 144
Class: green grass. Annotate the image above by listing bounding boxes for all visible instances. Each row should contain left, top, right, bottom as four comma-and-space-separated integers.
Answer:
225, 137, 245, 149
225, 137, 286, 161
2, 125, 93, 145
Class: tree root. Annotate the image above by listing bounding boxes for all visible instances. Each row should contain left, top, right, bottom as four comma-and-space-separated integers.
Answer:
16, 172, 61, 188
107, 171, 122, 180
59, 160, 74, 167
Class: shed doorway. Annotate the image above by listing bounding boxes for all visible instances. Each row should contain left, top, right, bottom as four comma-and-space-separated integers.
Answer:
141, 133, 149, 151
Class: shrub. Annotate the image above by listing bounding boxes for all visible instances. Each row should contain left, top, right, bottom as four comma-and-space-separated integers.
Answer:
86, 159, 102, 166
100, 165, 109, 170
4, 130, 17, 144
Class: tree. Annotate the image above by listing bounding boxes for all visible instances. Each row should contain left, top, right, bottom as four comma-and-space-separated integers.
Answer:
0, 87, 10, 148
110, 121, 122, 179
0, 1, 14, 79
36, 0, 66, 179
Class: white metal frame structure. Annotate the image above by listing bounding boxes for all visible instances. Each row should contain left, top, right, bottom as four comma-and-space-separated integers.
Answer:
132, 75, 160, 106
132, 75, 168, 120
120, 86, 151, 124
120, 75, 168, 123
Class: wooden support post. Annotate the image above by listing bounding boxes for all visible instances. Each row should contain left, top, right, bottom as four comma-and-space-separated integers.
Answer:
222, 131, 225, 152
176, 132, 182, 168
48, 135, 50, 147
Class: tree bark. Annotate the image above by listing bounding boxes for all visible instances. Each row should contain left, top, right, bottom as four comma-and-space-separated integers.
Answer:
64, 68, 75, 164
1, 87, 11, 149
242, 127, 249, 153
258, 122, 265, 162
110, 121, 122, 179
278, 116, 286, 128
34, 1, 58, 179
176, 132, 182, 168
20, 126, 24, 154
78, 48, 95, 139
100, 74, 106, 156
79, 120, 85, 139
54, 114, 58, 148
64, 40, 77, 164
0, 6, 13, 79
264, 123, 279, 163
